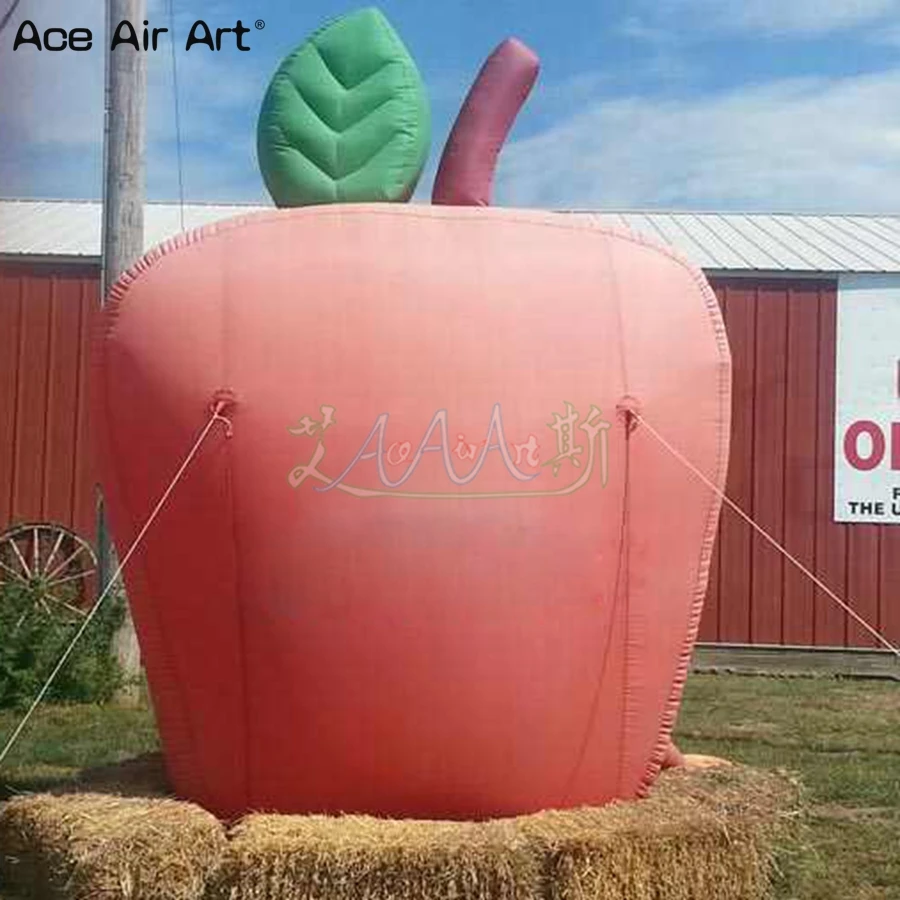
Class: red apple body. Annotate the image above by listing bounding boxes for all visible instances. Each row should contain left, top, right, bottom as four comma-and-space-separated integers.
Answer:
93, 206, 730, 820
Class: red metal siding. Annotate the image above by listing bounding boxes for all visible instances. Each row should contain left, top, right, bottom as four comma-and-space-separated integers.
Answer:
0, 261, 99, 545
700, 277, 899, 649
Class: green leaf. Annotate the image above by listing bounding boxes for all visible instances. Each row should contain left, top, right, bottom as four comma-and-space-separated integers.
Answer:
257, 7, 431, 207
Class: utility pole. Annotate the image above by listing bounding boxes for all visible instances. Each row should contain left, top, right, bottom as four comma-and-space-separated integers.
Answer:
100, 0, 147, 703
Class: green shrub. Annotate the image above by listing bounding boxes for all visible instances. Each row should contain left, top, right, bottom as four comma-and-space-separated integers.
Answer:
0, 581, 125, 709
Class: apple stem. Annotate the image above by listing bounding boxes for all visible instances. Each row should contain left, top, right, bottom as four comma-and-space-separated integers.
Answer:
432, 38, 539, 207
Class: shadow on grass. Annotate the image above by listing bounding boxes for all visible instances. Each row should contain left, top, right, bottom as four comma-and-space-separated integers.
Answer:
0, 703, 159, 801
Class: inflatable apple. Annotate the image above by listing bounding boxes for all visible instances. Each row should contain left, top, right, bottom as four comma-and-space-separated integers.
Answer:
93, 9, 730, 820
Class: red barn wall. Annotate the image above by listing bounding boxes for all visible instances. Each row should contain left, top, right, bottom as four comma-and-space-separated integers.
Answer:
700, 277, 900, 649
0, 260, 98, 545
0, 261, 896, 649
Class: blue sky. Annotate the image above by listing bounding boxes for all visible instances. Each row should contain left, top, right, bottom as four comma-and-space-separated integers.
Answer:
3, 0, 900, 210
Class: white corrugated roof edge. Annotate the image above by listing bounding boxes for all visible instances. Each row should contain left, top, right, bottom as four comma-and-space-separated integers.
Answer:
2, 199, 900, 274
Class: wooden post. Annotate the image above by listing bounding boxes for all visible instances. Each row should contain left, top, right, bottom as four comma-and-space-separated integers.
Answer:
101, 0, 147, 704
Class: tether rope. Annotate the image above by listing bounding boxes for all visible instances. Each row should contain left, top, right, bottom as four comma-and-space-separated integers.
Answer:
634, 411, 900, 658
2, 399, 896, 767
0, 402, 233, 767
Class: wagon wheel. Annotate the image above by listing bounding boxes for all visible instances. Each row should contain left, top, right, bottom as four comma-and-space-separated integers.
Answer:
0, 523, 98, 629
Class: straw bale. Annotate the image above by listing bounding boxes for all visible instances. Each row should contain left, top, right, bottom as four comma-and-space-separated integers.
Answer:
0, 762, 798, 900
210, 766, 797, 900
517, 766, 800, 900
210, 813, 541, 900
0, 792, 226, 900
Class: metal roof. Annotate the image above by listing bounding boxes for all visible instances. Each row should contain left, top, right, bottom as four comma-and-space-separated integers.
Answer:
0, 199, 267, 260
3, 198, 900, 274
571, 210, 900, 274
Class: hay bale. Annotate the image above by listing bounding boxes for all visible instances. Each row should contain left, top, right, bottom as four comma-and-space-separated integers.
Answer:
517, 766, 800, 900
681, 754, 733, 770
0, 793, 226, 900
211, 813, 540, 900
210, 766, 797, 900
0, 763, 798, 900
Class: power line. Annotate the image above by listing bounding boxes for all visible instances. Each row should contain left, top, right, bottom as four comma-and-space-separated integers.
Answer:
167, 0, 186, 231
0, 0, 22, 37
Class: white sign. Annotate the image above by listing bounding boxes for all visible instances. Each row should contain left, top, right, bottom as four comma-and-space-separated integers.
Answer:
835, 274, 900, 524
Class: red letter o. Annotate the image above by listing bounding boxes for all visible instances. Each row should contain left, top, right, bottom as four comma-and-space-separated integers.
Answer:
844, 420, 885, 471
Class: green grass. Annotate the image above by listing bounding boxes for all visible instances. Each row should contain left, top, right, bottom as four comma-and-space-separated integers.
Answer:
0, 703, 158, 798
676, 674, 900, 899
0, 673, 898, 898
